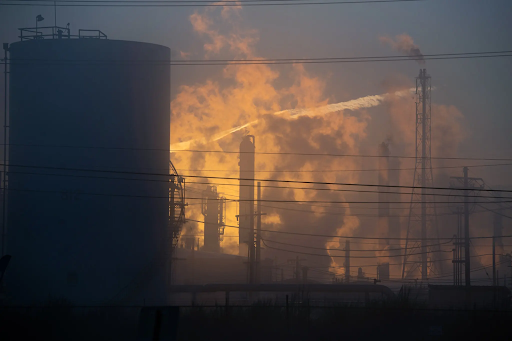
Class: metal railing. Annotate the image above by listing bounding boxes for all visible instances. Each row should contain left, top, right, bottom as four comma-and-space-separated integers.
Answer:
18, 26, 107, 41
78, 29, 107, 39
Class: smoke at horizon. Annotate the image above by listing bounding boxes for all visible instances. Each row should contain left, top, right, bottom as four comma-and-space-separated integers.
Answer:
379, 34, 426, 64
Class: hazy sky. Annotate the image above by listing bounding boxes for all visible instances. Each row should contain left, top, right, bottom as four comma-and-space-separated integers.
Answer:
1, 1, 511, 180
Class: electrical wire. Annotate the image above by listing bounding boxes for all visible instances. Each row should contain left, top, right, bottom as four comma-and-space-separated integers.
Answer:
262, 239, 457, 258
5, 51, 512, 66
258, 202, 512, 217
7, 170, 510, 200
476, 204, 512, 220
261, 237, 453, 252
175, 149, 512, 162
186, 218, 512, 241
0, 0, 434, 7
3, 162, 512, 193
185, 180, 511, 200
183, 174, 512, 194
187, 197, 512, 204
179, 162, 512, 173
3, 142, 512, 162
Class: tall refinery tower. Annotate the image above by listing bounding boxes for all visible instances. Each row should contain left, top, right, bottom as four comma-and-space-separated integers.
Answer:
402, 69, 442, 280
238, 135, 255, 261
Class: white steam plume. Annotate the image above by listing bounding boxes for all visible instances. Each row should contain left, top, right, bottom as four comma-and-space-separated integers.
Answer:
170, 89, 413, 152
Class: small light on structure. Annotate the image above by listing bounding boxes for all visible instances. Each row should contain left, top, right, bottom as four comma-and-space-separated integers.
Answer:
35, 15, 45, 38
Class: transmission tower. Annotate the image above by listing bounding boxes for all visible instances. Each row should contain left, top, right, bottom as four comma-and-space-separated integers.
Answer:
402, 69, 443, 280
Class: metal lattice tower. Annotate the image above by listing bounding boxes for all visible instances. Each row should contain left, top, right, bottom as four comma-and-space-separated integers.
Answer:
169, 161, 186, 252
402, 69, 443, 280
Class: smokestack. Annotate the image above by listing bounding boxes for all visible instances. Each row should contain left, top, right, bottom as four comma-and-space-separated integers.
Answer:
202, 185, 222, 253
239, 135, 255, 258
378, 142, 390, 251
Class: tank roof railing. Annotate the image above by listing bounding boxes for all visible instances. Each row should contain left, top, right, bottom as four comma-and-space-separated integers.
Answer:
18, 26, 107, 41
78, 29, 107, 39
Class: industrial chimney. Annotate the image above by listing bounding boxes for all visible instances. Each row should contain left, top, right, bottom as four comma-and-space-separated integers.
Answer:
238, 135, 255, 257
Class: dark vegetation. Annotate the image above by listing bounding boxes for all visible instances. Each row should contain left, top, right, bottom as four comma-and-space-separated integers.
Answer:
0, 295, 511, 341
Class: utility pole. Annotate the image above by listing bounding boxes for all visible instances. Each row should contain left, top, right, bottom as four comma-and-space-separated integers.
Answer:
463, 167, 470, 287
420, 69, 427, 281
493, 235, 496, 286
248, 202, 255, 284
296, 256, 300, 283
287, 256, 305, 283
452, 241, 456, 286
452, 207, 465, 286
256, 182, 261, 283
238, 185, 265, 284
2, 43, 8, 258
344, 240, 350, 283
302, 266, 308, 284
449, 169, 483, 288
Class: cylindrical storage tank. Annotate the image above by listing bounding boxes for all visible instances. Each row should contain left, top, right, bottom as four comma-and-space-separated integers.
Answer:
7, 38, 170, 305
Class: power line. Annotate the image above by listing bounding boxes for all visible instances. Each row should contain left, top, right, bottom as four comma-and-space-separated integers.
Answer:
179, 162, 512, 173
188, 186, 512, 212
476, 204, 512, 220
475, 184, 512, 220
185, 180, 511, 200
3, 142, 512, 162
186, 218, 512, 241
183, 174, 512, 193
5, 53, 512, 66
3, 162, 512, 193
7, 53, 512, 66
12, 174, 499, 216
5, 169, 511, 202
263, 239, 492, 259
5, 184, 510, 205
5, 187, 170, 199
261, 237, 453, 252
176, 149, 512, 162
188, 197, 512, 204
8, 170, 509, 200
308, 259, 506, 274
1, 0, 427, 3
0, 0, 433, 7
258, 201, 512, 217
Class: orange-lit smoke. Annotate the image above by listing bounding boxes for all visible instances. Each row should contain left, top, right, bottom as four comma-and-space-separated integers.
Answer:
170, 7, 468, 279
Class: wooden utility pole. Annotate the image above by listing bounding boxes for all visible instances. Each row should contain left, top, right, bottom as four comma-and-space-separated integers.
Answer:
493, 236, 496, 286
463, 167, 470, 287
256, 182, 262, 283
344, 240, 350, 283
449, 168, 483, 288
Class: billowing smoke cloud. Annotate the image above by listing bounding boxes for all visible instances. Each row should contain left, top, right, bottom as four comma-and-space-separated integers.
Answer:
379, 34, 425, 64
171, 8, 468, 280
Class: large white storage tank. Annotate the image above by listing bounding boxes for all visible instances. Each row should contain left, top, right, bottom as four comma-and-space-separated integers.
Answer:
6, 32, 170, 305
